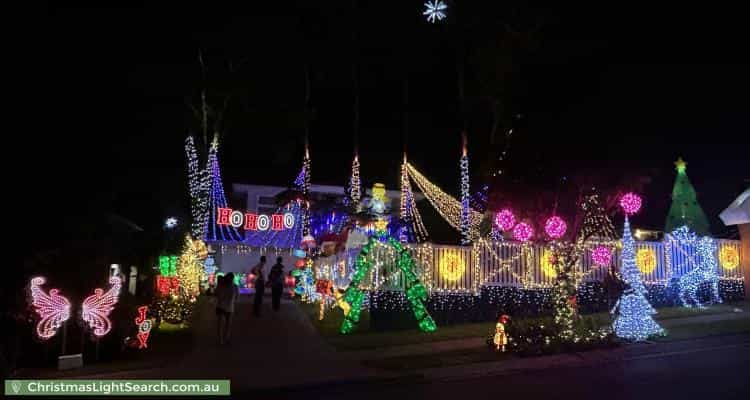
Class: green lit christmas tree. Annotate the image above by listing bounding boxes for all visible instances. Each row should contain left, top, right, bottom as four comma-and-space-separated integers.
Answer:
665, 158, 710, 236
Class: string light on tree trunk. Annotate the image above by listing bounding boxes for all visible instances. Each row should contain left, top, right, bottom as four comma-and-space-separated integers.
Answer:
185, 135, 208, 238
460, 136, 471, 245
348, 155, 361, 208
301, 147, 312, 236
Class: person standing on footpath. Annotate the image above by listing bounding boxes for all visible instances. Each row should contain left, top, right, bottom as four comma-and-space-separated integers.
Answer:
214, 273, 238, 345
268, 257, 286, 311
251, 256, 266, 316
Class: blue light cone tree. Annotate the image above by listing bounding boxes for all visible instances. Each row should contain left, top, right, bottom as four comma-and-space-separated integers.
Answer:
612, 217, 665, 341
204, 138, 243, 242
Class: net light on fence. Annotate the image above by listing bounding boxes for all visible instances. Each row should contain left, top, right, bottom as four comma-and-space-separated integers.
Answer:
636, 248, 657, 274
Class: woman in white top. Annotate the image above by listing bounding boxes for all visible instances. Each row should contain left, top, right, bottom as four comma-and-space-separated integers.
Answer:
215, 273, 239, 345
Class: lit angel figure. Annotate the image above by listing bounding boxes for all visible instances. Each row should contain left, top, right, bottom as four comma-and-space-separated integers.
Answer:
423, 0, 447, 23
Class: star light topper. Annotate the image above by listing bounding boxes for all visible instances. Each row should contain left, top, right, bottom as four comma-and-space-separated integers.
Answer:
423, 0, 447, 23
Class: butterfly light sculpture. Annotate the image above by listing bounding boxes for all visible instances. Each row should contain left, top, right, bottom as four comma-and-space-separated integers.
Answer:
30, 276, 122, 340
29, 277, 71, 339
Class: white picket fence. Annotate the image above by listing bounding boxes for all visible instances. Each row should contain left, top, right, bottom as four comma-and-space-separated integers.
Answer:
366, 238, 744, 293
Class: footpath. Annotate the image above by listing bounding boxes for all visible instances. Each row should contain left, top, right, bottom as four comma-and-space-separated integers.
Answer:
52, 296, 384, 391
29, 299, 750, 392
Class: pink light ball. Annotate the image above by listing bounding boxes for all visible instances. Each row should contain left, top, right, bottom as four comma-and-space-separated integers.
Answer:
620, 192, 642, 215
512, 222, 534, 242
544, 216, 567, 239
591, 246, 612, 266
495, 209, 516, 231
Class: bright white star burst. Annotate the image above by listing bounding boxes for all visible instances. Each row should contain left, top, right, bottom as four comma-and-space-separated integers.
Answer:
423, 0, 447, 23
164, 217, 178, 229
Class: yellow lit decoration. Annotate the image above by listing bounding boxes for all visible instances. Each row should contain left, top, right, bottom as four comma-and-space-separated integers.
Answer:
438, 252, 466, 282
636, 248, 657, 274
177, 235, 208, 299
334, 290, 351, 316
374, 219, 389, 233
372, 183, 387, 203
719, 246, 739, 270
541, 250, 557, 279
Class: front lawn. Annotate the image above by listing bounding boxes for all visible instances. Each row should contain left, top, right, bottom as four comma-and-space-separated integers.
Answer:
300, 299, 748, 351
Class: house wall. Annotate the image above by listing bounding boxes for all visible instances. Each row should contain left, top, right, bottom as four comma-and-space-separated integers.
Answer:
741, 224, 750, 298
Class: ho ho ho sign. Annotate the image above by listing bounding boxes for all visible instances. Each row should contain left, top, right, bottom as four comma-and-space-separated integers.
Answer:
216, 207, 295, 231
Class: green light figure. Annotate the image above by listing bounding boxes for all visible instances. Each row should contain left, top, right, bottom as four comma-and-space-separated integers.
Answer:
665, 158, 710, 236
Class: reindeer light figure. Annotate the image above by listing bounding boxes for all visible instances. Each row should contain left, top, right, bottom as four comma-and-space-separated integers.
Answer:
668, 226, 722, 308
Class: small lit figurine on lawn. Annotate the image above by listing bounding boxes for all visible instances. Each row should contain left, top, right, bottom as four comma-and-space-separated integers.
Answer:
316, 279, 333, 320
494, 315, 510, 352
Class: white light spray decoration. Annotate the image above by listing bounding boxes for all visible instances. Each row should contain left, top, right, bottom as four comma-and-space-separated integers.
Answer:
423, 0, 447, 23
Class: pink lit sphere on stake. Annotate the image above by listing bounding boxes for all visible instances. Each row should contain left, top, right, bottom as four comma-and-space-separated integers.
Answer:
512, 222, 534, 242
495, 209, 516, 231
620, 192, 642, 215
544, 216, 567, 239
591, 246, 612, 266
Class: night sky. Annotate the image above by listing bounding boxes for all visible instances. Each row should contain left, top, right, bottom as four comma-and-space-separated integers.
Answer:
27, 2, 749, 252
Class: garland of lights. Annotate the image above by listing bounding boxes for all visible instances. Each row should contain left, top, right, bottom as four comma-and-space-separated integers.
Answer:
400, 159, 429, 243
406, 162, 482, 239
340, 233, 437, 334
205, 137, 243, 241
460, 148, 471, 245
185, 136, 208, 238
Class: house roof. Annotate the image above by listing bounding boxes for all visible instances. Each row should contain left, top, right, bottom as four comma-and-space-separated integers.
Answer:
720, 188, 750, 226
